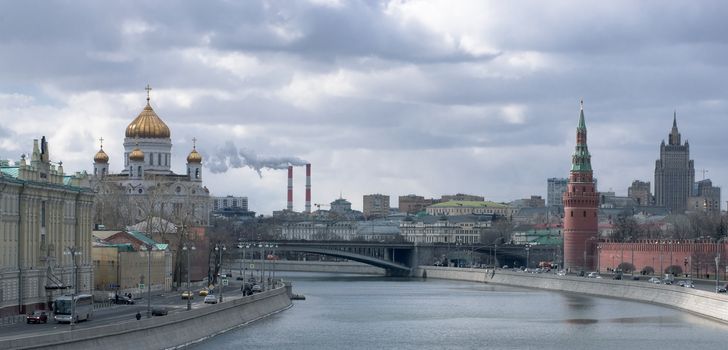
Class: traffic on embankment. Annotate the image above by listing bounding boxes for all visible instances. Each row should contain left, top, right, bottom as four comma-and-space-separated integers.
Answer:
417, 266, 728, 323
0, 283, 293, 350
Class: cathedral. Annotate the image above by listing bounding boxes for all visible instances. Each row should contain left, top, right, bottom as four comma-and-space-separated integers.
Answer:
91, 86, 211, 230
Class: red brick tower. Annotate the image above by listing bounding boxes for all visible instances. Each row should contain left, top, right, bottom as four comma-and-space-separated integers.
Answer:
562, 100, 599, 272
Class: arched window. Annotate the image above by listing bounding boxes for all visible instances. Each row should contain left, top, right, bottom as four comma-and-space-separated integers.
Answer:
102, 168, 106, 176
129, 166, 133, 176
138, 166, 142, 177
195, 168, 200, 179
570, 211, 573, 217
94, 168, 97, 175
583, 210, 587, 217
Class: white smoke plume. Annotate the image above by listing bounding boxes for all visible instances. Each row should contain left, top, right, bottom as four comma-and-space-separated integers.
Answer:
206, 141, 307, 177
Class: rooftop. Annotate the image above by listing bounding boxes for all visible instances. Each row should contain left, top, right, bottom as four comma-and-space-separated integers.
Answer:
430, 200, 509, 208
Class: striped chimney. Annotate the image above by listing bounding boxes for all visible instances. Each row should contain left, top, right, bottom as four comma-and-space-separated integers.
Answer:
305, 163, 311, 213
287, 165, 293, 211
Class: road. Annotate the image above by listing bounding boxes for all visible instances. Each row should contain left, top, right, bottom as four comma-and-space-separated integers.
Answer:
0, 273, 265, 341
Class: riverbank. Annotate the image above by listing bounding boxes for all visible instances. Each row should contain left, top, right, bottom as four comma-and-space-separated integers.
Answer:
417, 266, 728, 323
1, 284, 293, 350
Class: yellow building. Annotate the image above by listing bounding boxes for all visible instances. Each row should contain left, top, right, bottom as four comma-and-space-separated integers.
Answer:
0, 137, 94, 316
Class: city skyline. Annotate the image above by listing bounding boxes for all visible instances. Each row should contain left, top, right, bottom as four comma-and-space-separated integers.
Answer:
1, 1, 728, 214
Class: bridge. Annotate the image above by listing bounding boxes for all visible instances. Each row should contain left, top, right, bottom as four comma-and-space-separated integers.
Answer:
237, 241, 559, 276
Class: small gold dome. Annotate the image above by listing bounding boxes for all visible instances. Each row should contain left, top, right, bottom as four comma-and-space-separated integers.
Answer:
187, 148, 202, 163
129, 147, 145, 162
125, 101, 171, 139
94, 148, 109, 163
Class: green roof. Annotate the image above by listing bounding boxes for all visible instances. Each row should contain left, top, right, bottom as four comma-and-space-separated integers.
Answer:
0, 167, 19, 178
430, 200, 509, 208
127, 230, 166, 250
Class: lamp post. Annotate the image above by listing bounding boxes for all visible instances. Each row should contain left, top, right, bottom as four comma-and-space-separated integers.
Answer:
715, 254, 720, 293
596, 245, 601, 273
215, 244, 226, 303
525, 244, 530, 269
182, 244, 196, 311
63, 246, 81, 330
140, 244, 156, 318
271, 244, 278, 287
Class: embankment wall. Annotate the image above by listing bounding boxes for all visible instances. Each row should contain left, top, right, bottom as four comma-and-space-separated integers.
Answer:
416, 267, 728, 323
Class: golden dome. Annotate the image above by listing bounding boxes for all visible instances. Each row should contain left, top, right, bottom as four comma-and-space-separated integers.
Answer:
125, 101, 171, 139
129, 147, 145, 162
94, 148, 109, 163
187, 148, 202, 163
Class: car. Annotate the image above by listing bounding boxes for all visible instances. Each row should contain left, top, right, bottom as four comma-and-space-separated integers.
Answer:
204, 295, 218, 304
587, 272, 601, 279
181, 291, 194, 299
198, 289, 209, 297
112, 295, 135, 304
236, 276, 245, 281
26, 310, 48, 324
578, 270, 586, 277
502, 265, 509, 269
151, 307, 168, 316
556, 270, 567, 276
648, 277, 661, 284
613, 273, 623, 280
662, 279, 673, 285
716, 286, 727, 293
251, 284, 262, 294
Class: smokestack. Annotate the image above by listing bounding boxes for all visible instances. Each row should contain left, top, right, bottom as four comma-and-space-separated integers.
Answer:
287, 165, 293, 211
305, 163, 311, 213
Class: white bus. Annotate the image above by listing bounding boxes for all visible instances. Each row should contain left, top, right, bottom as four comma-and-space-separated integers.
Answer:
53, 294, 94, 323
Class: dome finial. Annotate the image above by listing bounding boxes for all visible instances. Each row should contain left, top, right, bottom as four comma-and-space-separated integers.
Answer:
145, 84, 152, 103
192, 136, 197, 150
99, 136, 104, 149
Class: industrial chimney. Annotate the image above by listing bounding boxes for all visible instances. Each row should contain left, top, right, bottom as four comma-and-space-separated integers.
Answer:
305, 163, 311, 213
287, 165, 293, 211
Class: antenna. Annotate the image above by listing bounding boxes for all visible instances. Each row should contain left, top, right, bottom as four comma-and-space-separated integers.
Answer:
701, 169, 708, 180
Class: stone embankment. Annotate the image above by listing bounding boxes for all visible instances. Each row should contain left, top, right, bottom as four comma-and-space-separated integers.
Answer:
417, 266, 728, 323
1, 284, 293, 350
235, 260, 385, 275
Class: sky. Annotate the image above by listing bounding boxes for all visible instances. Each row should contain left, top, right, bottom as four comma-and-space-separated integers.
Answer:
1, 0, 728, 215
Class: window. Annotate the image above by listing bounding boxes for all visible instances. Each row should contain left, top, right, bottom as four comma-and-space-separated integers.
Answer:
158, 153, 161, 165
137, 166, 142, 177
195, 169, 200, 179
149, 153, 153, 165
583, 211, 587, 217
570, 211, 573, 217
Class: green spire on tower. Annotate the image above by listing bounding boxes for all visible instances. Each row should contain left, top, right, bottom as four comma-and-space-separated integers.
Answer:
571, 99, 592, 172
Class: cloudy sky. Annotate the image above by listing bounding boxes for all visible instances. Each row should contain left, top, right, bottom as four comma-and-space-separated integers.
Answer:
1, 0, 727, 214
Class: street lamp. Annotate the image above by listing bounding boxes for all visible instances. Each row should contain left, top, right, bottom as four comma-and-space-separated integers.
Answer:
139, 244, 157, 318
215, 244, 226, 302
63, 246, 82, 330
182, 244, 196, 311
525, 244, 530, 269
715, 254, 720, 293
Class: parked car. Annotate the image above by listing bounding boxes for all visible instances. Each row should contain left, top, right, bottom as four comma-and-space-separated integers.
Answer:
648, 277, 661, 284
578, 270, 586, 277
204, 295, 218, 304
717, 284, 728, 293
556, 270, 567, 276
151, 307, 168, 316
587, 272, 601, 278
26, 310, 48, 324
251, 284, 262, 294
181, 291, 194, 299
198, 289, 209, 297
613, 273, 623, 280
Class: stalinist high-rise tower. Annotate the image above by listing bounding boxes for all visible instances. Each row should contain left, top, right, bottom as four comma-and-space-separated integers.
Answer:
654, 113, 694, 214
562, 101, 599, 272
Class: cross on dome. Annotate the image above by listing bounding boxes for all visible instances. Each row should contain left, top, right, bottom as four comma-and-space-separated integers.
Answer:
145, 84, 152, 102
99, 137, 104, 148
192, 137, 197, 149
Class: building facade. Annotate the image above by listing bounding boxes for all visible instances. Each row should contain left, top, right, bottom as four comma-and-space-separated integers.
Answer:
0, 137, 95, 316
628, 180, 653, 207
400, 215, 492, 244
91, 88, 212, 231
212, 195, 249, 212
654, 114, 695, 214
398, 195, 438, 214
562, 102, 599, 272
363, 194, 390, 219
687, 179, 721, 215
547, 178, 568, 210
426, 201, 514, 217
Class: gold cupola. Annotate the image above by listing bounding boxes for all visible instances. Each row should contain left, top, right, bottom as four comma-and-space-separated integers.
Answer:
94, 137, 109, 163
187, 137, 202, 163
129, 147, 145, 162
125, 85, 171, 139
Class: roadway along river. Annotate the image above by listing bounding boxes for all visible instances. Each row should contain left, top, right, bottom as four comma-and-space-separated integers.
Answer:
189, 272, 728, 349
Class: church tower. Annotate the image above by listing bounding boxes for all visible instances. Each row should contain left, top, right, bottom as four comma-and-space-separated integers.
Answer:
562, 100, 599, 272
93, 137, 109, 178
186, 137, 203, 182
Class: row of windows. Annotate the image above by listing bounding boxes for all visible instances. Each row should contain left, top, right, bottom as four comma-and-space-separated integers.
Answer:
569, 210, 597, 217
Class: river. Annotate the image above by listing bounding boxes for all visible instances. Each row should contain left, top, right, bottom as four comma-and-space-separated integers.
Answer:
188, 272, 728, 349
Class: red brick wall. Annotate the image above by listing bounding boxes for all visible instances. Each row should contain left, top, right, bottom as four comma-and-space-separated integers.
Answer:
596, 240, 728, 277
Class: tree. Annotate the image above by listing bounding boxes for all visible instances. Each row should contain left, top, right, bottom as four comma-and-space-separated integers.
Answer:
612, 214, 639, 242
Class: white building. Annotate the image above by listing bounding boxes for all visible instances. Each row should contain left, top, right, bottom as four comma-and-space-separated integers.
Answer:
400, 215, 493, 244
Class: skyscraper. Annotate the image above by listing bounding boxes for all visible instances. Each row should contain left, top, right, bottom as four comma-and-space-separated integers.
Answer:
654, 113, 694, 214
562, 101, 599, 272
